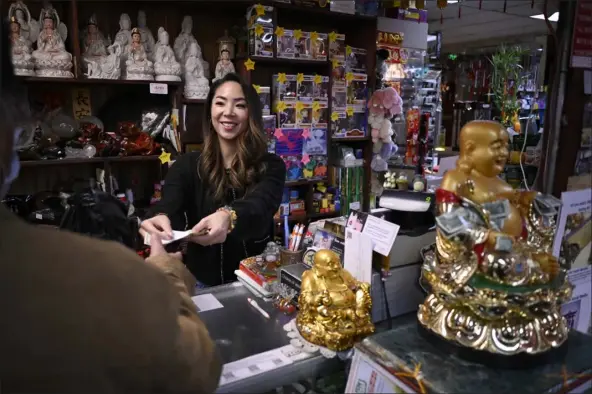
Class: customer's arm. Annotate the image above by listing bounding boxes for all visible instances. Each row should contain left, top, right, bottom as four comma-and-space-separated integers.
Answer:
231, 154, 286, 240
145, 252, 222, 393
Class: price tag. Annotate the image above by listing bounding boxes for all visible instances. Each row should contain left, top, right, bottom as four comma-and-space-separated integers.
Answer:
149, 83, 168, 95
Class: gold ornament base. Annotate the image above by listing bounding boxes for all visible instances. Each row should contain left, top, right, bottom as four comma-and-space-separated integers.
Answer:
418, 293, 570, 361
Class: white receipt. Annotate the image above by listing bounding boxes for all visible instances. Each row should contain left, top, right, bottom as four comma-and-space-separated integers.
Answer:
219, 346, 294, 386
192, 294, 224, 312
144, 230, 192, 246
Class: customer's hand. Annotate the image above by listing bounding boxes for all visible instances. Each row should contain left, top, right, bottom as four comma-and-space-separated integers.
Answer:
140, 214, 173, 240
149, 233, 183, 260
189, 211, 231, 246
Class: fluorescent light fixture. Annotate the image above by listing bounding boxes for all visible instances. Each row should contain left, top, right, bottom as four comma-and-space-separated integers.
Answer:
530, 12, 559, 22
427, 35, 437, 42
447, 0, 459, 3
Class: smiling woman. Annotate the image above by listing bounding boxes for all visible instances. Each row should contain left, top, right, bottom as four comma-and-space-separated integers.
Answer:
141, 73, 286, 286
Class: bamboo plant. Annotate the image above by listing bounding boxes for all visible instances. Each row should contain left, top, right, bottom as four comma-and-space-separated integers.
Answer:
489, 45, 528, 128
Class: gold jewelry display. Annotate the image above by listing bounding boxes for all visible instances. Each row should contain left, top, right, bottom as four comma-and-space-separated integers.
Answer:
418, 120, 572, 356
296, 249, 374, 351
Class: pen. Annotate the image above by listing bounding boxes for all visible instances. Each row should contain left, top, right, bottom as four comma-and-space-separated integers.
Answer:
292, 224, 304, 251
247, 297, 270, 319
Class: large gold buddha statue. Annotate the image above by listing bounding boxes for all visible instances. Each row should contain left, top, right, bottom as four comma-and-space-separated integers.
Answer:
418, 120, 572, 356
297, 249, 375, 351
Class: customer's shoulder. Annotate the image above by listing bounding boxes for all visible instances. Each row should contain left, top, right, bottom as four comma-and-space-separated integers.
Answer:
262, 152, 285, 168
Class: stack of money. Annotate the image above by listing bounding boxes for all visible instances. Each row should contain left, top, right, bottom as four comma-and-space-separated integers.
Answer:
533, 194, 562, 217
483, 199, 511, 231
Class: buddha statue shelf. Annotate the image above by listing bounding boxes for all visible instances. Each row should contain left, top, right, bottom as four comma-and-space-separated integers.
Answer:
417, 120, 572, 357
296, 249, 374, 352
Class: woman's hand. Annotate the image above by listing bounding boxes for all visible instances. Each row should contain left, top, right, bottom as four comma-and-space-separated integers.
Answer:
189, 211, 231, 246
149, 233, 183, 261
140, 214, 173, 240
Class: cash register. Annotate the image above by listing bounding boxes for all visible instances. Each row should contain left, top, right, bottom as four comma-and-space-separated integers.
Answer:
369, 189, 436, 322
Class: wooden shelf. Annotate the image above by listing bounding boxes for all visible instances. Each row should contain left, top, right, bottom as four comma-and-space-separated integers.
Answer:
20, 155, 161, 168
19, 76, 182, 87
285, 178, 327, 187
332, 136, 371, 142
271, 2, 377, 22
237, 56, 331, 68
182, 98, 206, 105
274, 210, 340, 223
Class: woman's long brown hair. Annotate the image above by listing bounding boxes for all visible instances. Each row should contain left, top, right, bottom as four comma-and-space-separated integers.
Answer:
199, 73, 268, 203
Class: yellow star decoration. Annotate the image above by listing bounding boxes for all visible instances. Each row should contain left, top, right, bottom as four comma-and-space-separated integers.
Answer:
275, 26, 285, 38
255, 4, 265, 16
295, 101, 305, 112
346, 45, 352, 56
159, 150, 171, 165
254, 24, 264, 37
346, 106, 354, 117
328, 31, 337, 43
252, 84, 261, 93
313, 74, 322, 85
244, 58, 256, 71
276, 73, 288, 84
312, 101, 321, 112
331, 111, 339, 122
294, 29, 303, 41
310, 31, 319, 42
296, 73, 304, 84
331, 58, 340, 69
275, 101, 287, 113
345, 72, 354, 83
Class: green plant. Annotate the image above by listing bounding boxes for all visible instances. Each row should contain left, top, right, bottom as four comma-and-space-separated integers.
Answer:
489, 45, 528, 126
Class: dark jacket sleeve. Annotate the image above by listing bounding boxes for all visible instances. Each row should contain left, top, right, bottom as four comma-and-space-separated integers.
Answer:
231, 154, 286, 240
147, 152, 198, 228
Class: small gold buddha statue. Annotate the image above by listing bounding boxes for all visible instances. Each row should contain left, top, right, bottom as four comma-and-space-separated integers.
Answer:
418, 120, 572, 356
296, 249, 375, 351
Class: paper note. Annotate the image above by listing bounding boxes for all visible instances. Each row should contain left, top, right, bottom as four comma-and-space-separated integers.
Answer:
149, 83, 168, 95
192, 294, 224, 312
347, 211, 400, 257
144, 230, 192, 246
219, 346, 294, 386
344, 229, 373, 283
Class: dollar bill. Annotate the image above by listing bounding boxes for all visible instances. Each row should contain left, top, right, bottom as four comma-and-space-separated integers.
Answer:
494, 235, 513, 252
490, 217, 505, 231
483, 199, 511, 219
536, 193, 562, 208
534, 199, 559, 217
436, 209, 465, 236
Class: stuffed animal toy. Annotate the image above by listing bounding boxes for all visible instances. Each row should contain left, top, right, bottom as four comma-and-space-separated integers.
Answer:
367, 87, 403, 161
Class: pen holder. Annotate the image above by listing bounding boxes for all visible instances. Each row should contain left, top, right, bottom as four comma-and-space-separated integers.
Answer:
280, 248, 305, 266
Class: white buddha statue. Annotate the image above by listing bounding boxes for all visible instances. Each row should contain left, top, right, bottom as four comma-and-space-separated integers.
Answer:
174, 16, 209, 79
81, 14, 108, 73
154, 27, 182, 82
113, 13, 132, 75
32, 4, 73, 78
125, 27, 154, 80
8, 15, 34, 76
137, 10, 155, 60
8, 1, 39, 43
213, 46, 235, 82
184, 42, 210, 99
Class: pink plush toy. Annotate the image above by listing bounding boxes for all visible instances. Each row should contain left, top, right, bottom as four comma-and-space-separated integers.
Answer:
367, 87, 403, 144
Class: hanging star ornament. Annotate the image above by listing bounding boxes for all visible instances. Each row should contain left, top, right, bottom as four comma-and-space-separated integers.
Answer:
274, 128, 286, 140
295, 101, 305, 112
313, 74, 322, 85
331, 58, 340, 69
328, 31, 337, 43
255, 4, 265, 16
302, 153, 311, 165
310, 31, 319, 42
252, 84, 261, 93
294, 29, 303, 41
346, 106, 355, 117
312, 101, 321, 112
275, 26, 285, 37
296, 73, 304, 84
331, 112, 339, 122
276, 73, 288, 84
244, 58, 256, 71
301, 128, 311, 139
159, 150, 171, 165
254, 24, 264, 37
275, 101, 287, 113
345, 72, 355, 83
346, 45, 352, 56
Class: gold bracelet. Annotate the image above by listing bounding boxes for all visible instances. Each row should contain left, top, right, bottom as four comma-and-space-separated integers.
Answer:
217, 206, 237, 233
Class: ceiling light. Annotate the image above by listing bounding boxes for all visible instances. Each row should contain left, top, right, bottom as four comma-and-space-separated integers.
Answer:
530, 12, 559, 22
447, 0, 459, 3
427, 35, 438, 42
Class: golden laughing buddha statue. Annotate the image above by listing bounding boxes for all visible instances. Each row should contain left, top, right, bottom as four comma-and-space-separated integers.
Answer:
418, 120, 572, 356
296, 249, 375, 351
